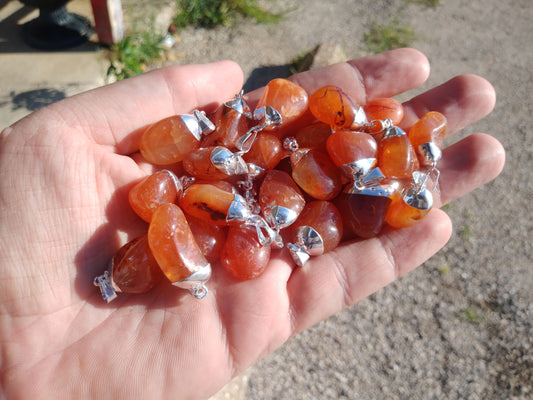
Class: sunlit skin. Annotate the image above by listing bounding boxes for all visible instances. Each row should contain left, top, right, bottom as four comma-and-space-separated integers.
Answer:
0, 50, 504, 398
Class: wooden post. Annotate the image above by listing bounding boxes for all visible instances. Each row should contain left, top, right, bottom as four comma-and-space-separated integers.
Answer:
90, 0, 124, 45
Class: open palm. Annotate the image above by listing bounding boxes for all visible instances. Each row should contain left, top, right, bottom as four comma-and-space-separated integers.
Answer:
0, 49, 504, 399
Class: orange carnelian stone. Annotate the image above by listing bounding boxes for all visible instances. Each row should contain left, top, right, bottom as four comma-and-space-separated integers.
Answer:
256, 78, 308, 129
259, 169, 305, 216
202, 103, 251, 149
385, 192, 430, 229
129, 170, 180, 222
287, 201, 343, 253
309, 85, 358, 130
139, 115, 201, 165
335, 191, 391, 238
408, 111, 447, 150
221, 224, 271, 280
363, 98, 404, 126
112, 235, 164, 294
291, 149, 343, 200
180, 183, 235, 225
294, 121, 332, 152
326, 130, 377, 167
183, 146, 232, 180
242, 132, 283, 170
186, 214, 227, 263
378, 134, 419, 179
148, 203, 210, 283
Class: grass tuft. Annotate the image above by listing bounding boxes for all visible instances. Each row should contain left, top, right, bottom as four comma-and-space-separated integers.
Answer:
364, 18, 417, 54
174, 0, 282, 29
107, 30, 165, 81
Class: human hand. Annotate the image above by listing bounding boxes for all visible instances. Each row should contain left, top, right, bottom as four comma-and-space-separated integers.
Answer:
0, 49, 504, 399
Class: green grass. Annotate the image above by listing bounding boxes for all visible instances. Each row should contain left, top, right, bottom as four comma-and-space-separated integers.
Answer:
458, 225, 474, 240
107, 30, 165, 81
460, 307, 484, 324
174, 0, 282, 28
406, 0, 440, 7
364, 18, 417, 53
438, 263, 451, 275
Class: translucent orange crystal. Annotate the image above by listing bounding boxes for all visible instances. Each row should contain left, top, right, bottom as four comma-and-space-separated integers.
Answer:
335, 190, 391, 238
183, 146, 233, 180
148, 203, 210, 283
377, 130, 419, 179
294, 121, 332, 152
408, 111, 447, 150
308, 85, 358, 130
242, 132, 283, 170
139, 115, 201, 165
256, 78, 308, 129
180, 183, 236, 225
363, 98, 404, 126
112, 234, 164, 294
201, 102, 251, 149
326, 130, 377, 167
221, 225, 271, 280
186, 214, 227, 263
291, 149, 342, 201
259, 169, 305, 216
128, 170, 180, 222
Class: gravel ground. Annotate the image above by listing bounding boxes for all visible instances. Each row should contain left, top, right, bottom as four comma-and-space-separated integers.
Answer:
143, 0, 532, 398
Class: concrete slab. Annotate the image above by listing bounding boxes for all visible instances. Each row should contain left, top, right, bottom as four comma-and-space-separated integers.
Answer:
0, 0, 107, 128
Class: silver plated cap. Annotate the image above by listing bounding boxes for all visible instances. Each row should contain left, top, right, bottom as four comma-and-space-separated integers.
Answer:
253, 105, 283, 127
263, 203, 299, 230
225, 93, 252, 118
210, 146, 249, 175
402, 186, 434, 210
288, 225, 325, 266
227, 194, 253, 223
93, 270, 119, 303
172, 263, 212, 299
350, 106, 369, 129
383, 125, 406, 139
340, 157, 377, 181
180, 110, 216, 141
418, 142, 442, 167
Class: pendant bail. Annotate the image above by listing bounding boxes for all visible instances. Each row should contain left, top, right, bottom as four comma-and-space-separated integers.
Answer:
180, 110, 216, 141
93, 270, 118, 303
172, 263, 212, 299
225, 92, 252, 118
210, 146, 249, 175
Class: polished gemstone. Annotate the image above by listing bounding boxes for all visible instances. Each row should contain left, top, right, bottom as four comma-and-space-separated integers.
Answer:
326, 130, 377, 167
242, 132, 283, 170
291, 149, 342, 200
128, 170, 180, 222
221, 225, 271, 280
259, 169, 305, 217
408, 111, 447, 154
377, 131, 419, 179
180, 183, 236, 225
335, 191, 391, 238
256, 78, 308, 129
363, 97, 404, 126
148, 203, 210, 283
309, 85, 359, 130
139, 115, 201, 165
112, 235, 164, 293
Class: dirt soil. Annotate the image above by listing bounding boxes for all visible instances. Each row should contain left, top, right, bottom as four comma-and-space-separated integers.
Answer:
131, 0, 533, 399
